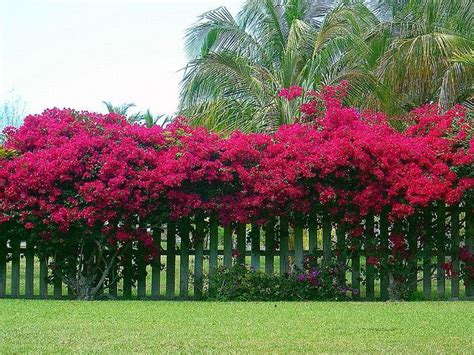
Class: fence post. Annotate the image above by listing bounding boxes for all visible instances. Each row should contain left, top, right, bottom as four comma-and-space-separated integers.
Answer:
294, 223, 304, 270
209, 218, 219, 277
39, 256, 48, 299
436, 203, 446, 298
208, 218, 218, 296
423, 207, 433, 299
137, 255, 147, 300
11, 239, 21, 298
450, 205, 460, 299
151, 228, 161, 300
380, 210, 390, 300
0, 238, 6, 298
25, 241, 35, 298
137, 226, 150, 299
53, 254, 63, 299
236, 223, 246, 265
279, 217, 289, 275
265, 220, 275, 274
108, 259, 118, 298
322, 210, 331, 266
407, 214, 418, 296
223, 225, 232, 267
336, 223, 346, 286
308, 208, 318, 255
66, 257, 76, 300
194, 215, 205, 299
150, 228, 161, 300
179, 219, 190, 299
122, 248, 132, 299
365, 214, 375, 301
351, 252, 360, 300
165, 222, 176, 299
250, 224, 260, 271
466, 200, 474, 297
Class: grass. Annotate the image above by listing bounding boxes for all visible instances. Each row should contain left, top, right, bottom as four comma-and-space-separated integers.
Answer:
0, 300, 472, 353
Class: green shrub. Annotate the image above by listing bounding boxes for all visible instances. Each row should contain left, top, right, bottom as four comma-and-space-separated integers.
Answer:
204, 256, 355, 301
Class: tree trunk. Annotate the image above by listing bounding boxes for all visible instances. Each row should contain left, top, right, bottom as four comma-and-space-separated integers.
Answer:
76, 276, 96, 300
387, 271, 403, 301
61, 243, 123, 300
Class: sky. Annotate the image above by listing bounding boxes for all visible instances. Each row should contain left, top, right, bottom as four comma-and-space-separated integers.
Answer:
0, 0, 242, 117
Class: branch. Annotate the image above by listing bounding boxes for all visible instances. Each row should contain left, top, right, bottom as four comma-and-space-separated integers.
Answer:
90, 245, 123, 296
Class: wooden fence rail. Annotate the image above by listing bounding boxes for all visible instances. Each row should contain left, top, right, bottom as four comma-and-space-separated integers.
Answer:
0, 203, 472, 300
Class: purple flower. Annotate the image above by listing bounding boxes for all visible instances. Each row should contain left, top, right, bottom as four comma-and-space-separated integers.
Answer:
297, 274, 306, 282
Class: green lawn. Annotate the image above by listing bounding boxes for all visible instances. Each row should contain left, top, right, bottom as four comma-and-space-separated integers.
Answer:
0, 300, 472, 353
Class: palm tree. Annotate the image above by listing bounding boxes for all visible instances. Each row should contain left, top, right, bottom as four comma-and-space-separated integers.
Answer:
368, 0, 473, 110
180, 0, 473, 133
103, 101, 142, 120
180, 0, 383, 133
450, 50, 474, 67
103, 101, 172, 128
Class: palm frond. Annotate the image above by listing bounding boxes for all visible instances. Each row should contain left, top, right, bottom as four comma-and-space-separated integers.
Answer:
102, 101, 136, 116
179, 0, 473, 133
184, 6, 265, 63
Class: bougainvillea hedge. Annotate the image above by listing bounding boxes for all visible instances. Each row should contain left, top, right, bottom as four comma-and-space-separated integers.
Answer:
0, 83, 472, 299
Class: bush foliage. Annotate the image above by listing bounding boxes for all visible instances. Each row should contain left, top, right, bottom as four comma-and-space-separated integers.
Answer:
205, 255, 354, 301
0, 83, 472, 299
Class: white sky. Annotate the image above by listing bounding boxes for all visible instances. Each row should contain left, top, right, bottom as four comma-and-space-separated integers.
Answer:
0, 0, 242, 117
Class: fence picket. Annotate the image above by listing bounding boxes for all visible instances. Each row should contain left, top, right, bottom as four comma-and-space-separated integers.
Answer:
436, 204, 446, 298
407, 214, 418, 295
251, 224, 260, 271
67, 260, 76, 300
380, 211, 390, 300
53, 281, 62, 299
322, 211, 331, 266
365, 214, 375, 301
39, 256, 48, 298
194, 215, 205, 299
294, 224, 304, 270
279, 217, 289, 275
308, 209, 317, 254
466, 200, 474, 297
336, 223, 345, 265
1, 201, 466, 301
236, 223, 246, 265
137, 257, 146, 299
0, 239, 6, 297
336, 223, 345, 286
351, 253, 360, 300
109, 261, 117, 298
25, 242, 34, 298
151, 229, 161, 299
179, 219, 190, 298
265, 221, 275, 274
123, 249, 132, 299
423, 208, 433, 299
209, 218, 218, 276
11, 239, 21, 298
151, 263, 160, 299
223, 225, 232, 267
166, 222, 176, 298
450, 206, 460, 299
53, 255, 63, 299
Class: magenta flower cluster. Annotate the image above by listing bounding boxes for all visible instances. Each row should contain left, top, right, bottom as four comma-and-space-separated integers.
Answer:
0, 83, 472, 270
